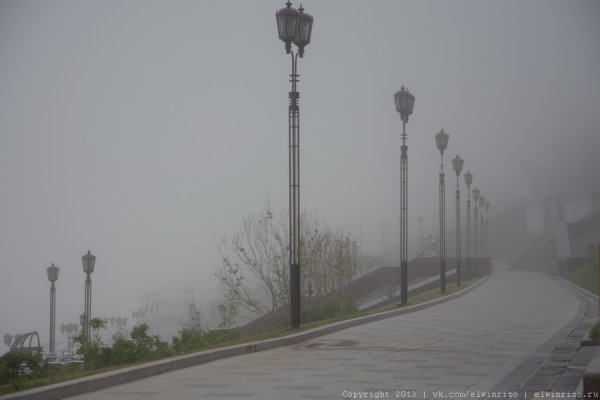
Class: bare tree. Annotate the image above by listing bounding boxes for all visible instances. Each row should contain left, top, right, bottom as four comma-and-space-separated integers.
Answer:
216, 205, 289, 325
217, 288, 239, 330
179, 287, 204, 333
215, 204, 359, 326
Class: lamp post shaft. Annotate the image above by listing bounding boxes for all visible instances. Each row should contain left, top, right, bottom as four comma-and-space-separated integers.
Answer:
439, 167, 446, 293
49, 282, 56, 354
289, 52, 301, 329
400, 121, 408, 305
473, 202, 479, 258
480, 212, 485, 258
84, 273, 92, 346
455, 176, 461, 286
485, 208, 490, 257
466, 188, 471, 279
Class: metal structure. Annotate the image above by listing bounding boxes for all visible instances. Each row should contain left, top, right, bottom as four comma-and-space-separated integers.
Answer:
10, 331, 42, 353
60, 323, 79, 349
393, 86, 415, 305
452, 156, 464, 286
435, 129, 449, 293
275, 1, 313, 329
472, 187, 480, 257
82, 250, 96, 346
464, 171, 473, 279
46, 263, 59, 354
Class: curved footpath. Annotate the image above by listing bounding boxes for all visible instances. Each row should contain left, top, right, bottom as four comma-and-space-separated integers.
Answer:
3, 266, 598, 399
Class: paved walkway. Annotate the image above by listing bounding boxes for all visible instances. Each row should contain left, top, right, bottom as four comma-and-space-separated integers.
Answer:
69, 268, 590, 400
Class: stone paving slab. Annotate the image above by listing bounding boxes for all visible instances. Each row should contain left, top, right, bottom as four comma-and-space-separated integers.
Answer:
56, 268, 584, 400
493, 276, 600, 396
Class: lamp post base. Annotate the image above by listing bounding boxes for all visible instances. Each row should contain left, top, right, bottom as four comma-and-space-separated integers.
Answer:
290, 263, 300, 329
440, 259, 446, 293
400, 260, 408, 305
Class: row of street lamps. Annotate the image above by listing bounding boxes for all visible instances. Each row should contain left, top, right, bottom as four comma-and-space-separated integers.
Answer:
433, 129, 492, 293
275, 1, 492, 327
392, 93, 493, 297
45, 250, 96, 354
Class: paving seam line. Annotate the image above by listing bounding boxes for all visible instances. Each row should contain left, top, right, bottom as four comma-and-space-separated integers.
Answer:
0, 276, 490, 400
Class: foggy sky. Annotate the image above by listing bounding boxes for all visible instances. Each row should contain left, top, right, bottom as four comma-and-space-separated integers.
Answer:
1, 0, 599, 348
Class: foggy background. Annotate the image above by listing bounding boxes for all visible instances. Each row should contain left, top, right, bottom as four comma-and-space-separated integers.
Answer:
1, 0, 599, 350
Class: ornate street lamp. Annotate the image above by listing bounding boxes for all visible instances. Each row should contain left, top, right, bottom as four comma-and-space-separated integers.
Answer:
472, 187, 480, 258
485, 200, 491, 257
464, 171, 473, 279
46, 262, 59, 354
479, 196, 486, 257
276, 1, 313, 329
452, 156, 464, 286
394, 85, 415, 305
435, 129, 449, 293
82, 250, 96, 345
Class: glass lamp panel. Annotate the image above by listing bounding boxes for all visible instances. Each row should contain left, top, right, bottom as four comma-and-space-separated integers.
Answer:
293, 11, 313, 47
47, 263, 59, 282
464, 171, 473, 186
82, 250, 96, 274
394, 87, 415, 118
276, 5, 299, 43
452, 155, 464, 174
435, 129, 449, 152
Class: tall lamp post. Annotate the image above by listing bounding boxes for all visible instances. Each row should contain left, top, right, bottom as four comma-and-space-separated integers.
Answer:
479, 196, 486, 257
82, 250, 96, 345
464, 171, 473, 279
275, 1, 313, 329
485, 200, 491, 257
435, 129, 449, 293
472, 187, 480, 258
452, 156, 464, 286
394, 86, 415, 305
46, 263, 59, 354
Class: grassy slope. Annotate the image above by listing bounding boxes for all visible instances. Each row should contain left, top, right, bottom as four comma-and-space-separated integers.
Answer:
567, 261, 599, 295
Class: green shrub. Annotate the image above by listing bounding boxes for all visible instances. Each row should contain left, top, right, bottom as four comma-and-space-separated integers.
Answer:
590, 322, 600, 341
0, 351, 44, 386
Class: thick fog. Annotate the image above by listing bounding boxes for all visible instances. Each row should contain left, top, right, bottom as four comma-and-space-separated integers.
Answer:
1, 0, 599, 349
